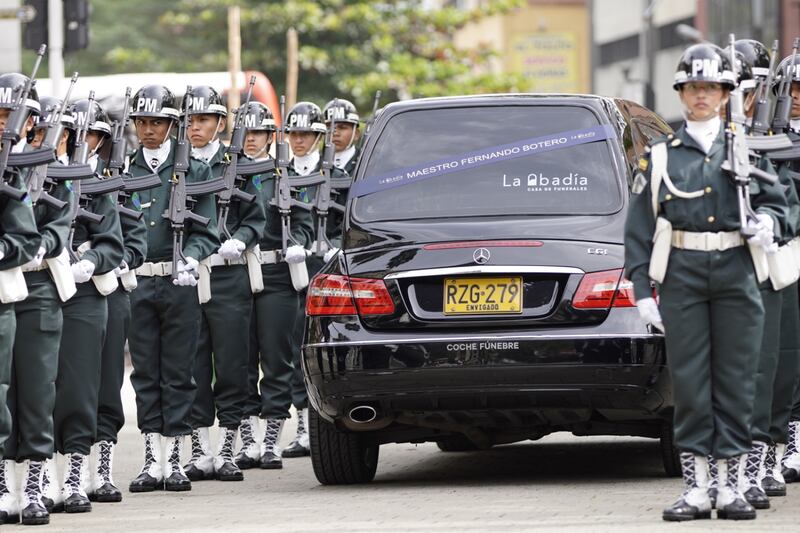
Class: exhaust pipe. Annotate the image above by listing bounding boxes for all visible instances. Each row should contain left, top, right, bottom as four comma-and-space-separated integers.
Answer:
348, 405, 378, 424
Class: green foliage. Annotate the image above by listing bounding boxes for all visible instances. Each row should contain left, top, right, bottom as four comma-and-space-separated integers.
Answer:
26, 0, 531, 111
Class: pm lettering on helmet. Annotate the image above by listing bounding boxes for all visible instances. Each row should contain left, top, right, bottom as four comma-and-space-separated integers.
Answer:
76, 111, 88, 127
327, 107, 346, 121
244, 114, 258, 128
0, 87, 12, 104
190, 97, 205, 111
137, 98, 158, 113
290, 114, 309, 128
692, 58, 719, 78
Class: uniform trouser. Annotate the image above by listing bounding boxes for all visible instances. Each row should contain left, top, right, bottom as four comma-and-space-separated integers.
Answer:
53, 282, 108, 455
96, 287, 130, 444
0, 302, 14, 450
190, 265, 252, 429
772, 283, 800, 441
251, 267, 299, 419
289, 292, 309, 410
3, 271, 61, 461
751, 284, 783, 443
243, 315, 262, 418
128, 276, 200, 437
659, 247, 763, 459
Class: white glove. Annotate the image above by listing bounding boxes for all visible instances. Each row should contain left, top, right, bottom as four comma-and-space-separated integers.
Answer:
284, 245, 307, 265
0, 250, 4, 261
747, 213, 777, 252
71, 259, 95, 284
219, 238, 246, 260
172, 257, 199, 287
113, 260, 129, 277
22, 246, 45, 270
636, 297, 664, 333
323, 247, 340, 263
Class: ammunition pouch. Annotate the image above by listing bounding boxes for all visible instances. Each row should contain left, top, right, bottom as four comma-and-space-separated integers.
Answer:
0, 267, 29, 304
198, 258, 212, 304
748, 242, 770, 284
245, 246, 264, 294
120, 270, 138, 292
76, 241, 119, 296
648, 217, 673, 284
45, 248, 77, 302
768, 242, 799, 291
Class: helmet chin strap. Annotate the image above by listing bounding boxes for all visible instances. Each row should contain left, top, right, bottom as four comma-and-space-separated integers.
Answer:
211, 116, 223, 143
681, 103, 721, 122
252, 141, 270, 159
158, 120, 174, 148
345, 126, 357, 150
90, 137, 105, 157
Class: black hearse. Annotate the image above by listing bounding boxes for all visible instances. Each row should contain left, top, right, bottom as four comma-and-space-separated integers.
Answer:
303, 94, 676, 485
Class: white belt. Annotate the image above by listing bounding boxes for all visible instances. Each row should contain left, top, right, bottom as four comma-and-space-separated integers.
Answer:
259, 250, 281, 265
671, 230, 744, 251
135, 261, 173, 277
21, 262, 49, 273
205, 254, 248, 267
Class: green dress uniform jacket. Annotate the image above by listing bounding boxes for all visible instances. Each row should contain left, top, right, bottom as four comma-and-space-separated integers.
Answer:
192, 144, 267, 430
5, 177, 74, 461
54, 190, 124, 456
126, 141, 220, 437
624, 124, 789, 459
0, 172, 40, 450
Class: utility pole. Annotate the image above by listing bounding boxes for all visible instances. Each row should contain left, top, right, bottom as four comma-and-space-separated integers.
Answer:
286, 27, 298, 109
640, 0, 659, 111
228, 4, 242, 132
47, 0, 64, 94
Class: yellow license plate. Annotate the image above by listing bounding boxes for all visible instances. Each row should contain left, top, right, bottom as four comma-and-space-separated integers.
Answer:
443, 277, 523, 315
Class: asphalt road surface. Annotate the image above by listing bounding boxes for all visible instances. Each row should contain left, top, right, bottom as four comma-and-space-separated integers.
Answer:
33, 373, 800, 532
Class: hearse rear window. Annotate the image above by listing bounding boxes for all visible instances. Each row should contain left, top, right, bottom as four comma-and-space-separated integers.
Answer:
352, 105, 623, 222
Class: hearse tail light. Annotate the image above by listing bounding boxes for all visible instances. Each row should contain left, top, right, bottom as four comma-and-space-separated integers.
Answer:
307, 274, 395, 316
572, 269, 636, 309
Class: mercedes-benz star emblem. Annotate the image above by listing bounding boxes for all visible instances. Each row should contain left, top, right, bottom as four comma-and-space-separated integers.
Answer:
473, 248, 490, 265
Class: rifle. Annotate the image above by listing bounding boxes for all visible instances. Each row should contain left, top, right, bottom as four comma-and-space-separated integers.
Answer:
104, 87, 161, 221
269, 95, 304, 257
288, 99, 350, 256
768, 39, 800, 162
356, 90, 381, 153
722, 34, 782, 237
750, 40, 781, 136
0, 45, 54, 201
216, 75, 259, 240
162, 85, 227, 280
66, 90, 114, 263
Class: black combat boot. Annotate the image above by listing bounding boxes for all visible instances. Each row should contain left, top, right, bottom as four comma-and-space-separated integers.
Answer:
663, 452, 712, 521
183, 428, 214, 481
235, 416, 261, 469
61, 454, 91, 513
716, 455, 756, 520
259, 418, 285, 469
782, 421, 800, 482
214, 428, 244, 481
20, 460, 49, 525
90, 441, 122, 502
740, 442, 769, 509
762, 443, 787, 496
0, 460, 20, 525
163, 436, 191, 492
283, 408, 311, 458
129, 433, 163, 493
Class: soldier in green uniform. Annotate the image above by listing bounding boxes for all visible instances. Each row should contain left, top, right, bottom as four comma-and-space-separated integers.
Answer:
125, 85, 219, 494
248, 102, 315, 469
1, 86, 75, 525
624, 44, 788, 521
283, 99, 359, 458
0, 73, 43, 526
778, 56, 800, 482
236, 101, 276, 469
182, 87, 265, 483
80, 100, 147, 505
52, 99, 124, 514
722, 40, 800, 509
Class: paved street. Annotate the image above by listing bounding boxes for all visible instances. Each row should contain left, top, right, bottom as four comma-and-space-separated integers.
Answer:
31, 372, 800, 532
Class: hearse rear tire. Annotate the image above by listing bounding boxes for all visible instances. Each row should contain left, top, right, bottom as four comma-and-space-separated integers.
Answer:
309, 407, 379, 485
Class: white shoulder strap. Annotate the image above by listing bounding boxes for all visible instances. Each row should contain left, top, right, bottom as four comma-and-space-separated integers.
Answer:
649, 141, 705, 218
